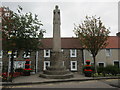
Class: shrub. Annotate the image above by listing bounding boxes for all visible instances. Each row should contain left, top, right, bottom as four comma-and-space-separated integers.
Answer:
15, 68, 24, 72
97, 65, 120, 76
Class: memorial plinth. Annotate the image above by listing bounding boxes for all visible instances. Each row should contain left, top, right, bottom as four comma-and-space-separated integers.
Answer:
39, 5, 73, 79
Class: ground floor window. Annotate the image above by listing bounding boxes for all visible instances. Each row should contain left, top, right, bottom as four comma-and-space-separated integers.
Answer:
113, 60, 119, 68
98, 62, 105, 67
70, 61, 77, 71
44, 61, 50, 70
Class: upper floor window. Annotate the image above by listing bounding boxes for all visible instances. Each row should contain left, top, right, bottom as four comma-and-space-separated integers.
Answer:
13, 51, 17, 58
44, 50, 50, 57
23, 51, 31, 58
70, 49, 77, 57
106, 49, 111, 56
0, 50, 3, 58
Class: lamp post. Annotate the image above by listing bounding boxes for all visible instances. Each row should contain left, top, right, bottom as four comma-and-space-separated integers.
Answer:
8, 51, 12, 81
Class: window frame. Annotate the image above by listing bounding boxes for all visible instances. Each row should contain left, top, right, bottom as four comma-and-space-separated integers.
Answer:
44, 49, 50, 58
44, 61, 50, 70
70, 49, 77, 57
113, 60, 120, 68
98, 62, 105, 67
0, 61, 2, 70
70, 61, 77, 71
23, 51, 31, 58
0, 50, 3, 58
106, 49, 111, 56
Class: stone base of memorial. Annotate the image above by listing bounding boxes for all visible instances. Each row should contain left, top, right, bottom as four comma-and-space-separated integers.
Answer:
40, 52, 73, 79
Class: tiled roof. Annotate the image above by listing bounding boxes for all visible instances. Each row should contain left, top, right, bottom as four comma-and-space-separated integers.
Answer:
40, 38, 82, 49
40, 36, 120, 49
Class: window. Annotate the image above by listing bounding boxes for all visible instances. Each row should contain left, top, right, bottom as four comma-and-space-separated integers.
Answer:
63, 61, 64, 66
44, 50, 50, 57
13, 51, 17, 58
89, 53, 93, 56
70, 49, 77, 57
106, 49, 111, 56
44, 61, 50, 70
114, 61, 119, 68
91, 62, 94, 66
98, 62, 105, 67
14, 61, 25, 69
0, 50, 3, 58
0, 61, 2, 70
5, 12, 10, 16
70, 61, 77, 71
61, 49, 64, 52
23, 51, 31, 58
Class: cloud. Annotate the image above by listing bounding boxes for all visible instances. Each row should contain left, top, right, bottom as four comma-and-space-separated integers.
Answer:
2, 2, 118, 37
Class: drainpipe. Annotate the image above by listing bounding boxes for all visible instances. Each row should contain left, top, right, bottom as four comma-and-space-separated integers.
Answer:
35, 51, 38, 73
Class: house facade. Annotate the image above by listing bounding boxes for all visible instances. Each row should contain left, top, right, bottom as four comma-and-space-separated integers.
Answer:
1, 36, 120, 74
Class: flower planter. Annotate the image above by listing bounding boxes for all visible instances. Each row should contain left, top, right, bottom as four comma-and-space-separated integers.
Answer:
84, 72, 92, 77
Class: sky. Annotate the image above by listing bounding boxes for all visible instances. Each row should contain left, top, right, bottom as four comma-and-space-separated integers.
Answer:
1, 0, 119, 38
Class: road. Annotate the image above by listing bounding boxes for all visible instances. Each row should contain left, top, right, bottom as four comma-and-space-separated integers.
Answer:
2, 79, 119, 89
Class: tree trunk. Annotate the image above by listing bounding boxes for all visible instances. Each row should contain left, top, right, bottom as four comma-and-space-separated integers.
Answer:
93, 56, 97, 73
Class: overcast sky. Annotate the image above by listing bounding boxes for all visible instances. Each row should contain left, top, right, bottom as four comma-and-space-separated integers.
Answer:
2, 1, 119, 37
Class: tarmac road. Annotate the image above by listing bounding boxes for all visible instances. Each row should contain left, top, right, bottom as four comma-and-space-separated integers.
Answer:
2, 79, 119, 88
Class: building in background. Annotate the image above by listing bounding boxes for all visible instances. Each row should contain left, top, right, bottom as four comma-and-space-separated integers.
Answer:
1, 35, 120, 74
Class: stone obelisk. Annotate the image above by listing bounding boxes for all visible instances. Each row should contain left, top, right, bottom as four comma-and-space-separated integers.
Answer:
40, 5, 73, 79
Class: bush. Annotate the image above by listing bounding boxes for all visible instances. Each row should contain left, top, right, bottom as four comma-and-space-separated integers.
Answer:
97, 65, 120, 76
15, 68, 24, 72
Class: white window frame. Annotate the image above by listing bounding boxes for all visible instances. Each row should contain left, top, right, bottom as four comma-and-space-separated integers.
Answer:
44, 50, 50, 57
106, 49, 111, 56
0, 61, 2, 70
70, 49, 77, 57
0, 50, 3, 58
13, 51, 17, 58
89, 53, 93, 57
63, 61, 64, 66
113, 60, 120, 68
44, 61, 50, 70
70, 61, 77, 71
90, 62, 94, 66
23, 51, 31, 58
61, 49, 64, 52
97, 62, 106, 67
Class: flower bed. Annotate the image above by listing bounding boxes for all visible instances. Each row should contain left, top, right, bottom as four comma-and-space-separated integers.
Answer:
0, 72, 23, 82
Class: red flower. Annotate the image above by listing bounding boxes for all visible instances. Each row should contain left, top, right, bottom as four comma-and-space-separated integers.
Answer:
86, 60, 90, 62
25, 64, 31, 65
85, 65, 92, 67
84, 69, 93, 71
25, 59, 31, 61
24, 68, 32, 70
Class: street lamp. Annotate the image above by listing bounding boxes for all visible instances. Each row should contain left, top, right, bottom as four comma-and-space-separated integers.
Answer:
8, 51, 12, 81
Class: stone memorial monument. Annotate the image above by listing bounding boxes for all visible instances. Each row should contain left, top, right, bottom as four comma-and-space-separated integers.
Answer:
39, 5, 73, 79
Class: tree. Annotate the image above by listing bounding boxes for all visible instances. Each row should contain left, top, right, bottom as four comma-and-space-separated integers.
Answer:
74, 16, 110, 73
2, 6, 45, 81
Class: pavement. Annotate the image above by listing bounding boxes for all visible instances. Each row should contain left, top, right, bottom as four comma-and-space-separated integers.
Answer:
1, 72, 119, 86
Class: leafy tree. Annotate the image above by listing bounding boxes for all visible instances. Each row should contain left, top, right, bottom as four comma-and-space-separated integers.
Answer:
74, 16, 110, 73
2, 6, 45, 81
